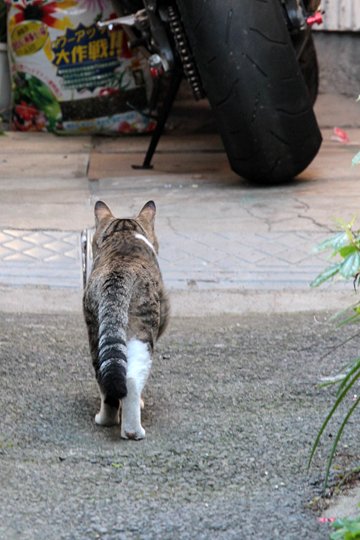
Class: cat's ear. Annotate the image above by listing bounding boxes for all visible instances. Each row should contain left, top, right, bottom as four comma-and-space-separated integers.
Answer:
138, 201, 156, 227
94, 201, 113, 227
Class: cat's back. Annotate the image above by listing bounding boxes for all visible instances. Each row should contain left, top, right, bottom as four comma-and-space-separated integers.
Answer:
88, 219, 162, 292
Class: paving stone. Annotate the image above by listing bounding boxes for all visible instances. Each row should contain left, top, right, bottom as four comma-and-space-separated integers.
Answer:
0, 132, 92, 153
0, 154, 89, 179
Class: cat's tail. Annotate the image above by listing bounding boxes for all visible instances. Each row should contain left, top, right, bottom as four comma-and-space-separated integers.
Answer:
96, 283, 131, 404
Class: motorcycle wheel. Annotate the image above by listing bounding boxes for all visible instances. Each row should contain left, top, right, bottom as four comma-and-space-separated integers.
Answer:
298, 33, 319, 106
175, 0, 322, 183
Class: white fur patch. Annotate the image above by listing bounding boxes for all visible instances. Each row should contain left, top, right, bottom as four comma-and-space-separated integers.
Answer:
121, 339, 152, 440
126, 338, 152, 389
134, 233, 156, 254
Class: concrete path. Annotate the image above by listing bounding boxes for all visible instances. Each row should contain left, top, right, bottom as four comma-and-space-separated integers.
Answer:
0, 93, 360, 314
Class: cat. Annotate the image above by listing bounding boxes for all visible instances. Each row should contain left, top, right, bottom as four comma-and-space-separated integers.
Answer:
83, 200, 170, 440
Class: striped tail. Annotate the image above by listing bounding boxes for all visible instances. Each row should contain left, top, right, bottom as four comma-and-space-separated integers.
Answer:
96, 284, 131, 405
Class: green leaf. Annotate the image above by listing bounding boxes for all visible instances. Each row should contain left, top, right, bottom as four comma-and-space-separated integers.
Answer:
337, 357, 360, 397
319, 374, 346, 389
331, 516, 360, 540
338, 312, 360, 327
313, 233, 348, 253
310, 263, 341, 288
308, 371, 360, 479
323, 395, 360, 490
338, 245, 358, 258
339, 252, 360, 279
337, 305, 360, 326
348, 522, 360, 534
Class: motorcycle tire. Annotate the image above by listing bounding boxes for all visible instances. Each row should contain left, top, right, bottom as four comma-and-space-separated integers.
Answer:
175, 0, 322, 183
298, 33, 319, 106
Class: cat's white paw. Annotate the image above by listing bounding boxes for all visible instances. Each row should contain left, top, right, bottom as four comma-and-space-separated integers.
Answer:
121, 424, 146, 440
95, 409, 120, 426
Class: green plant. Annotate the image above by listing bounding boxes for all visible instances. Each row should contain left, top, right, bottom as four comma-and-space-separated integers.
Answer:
309, 219, 360, 489
330, 514, 360, 540
310, 218, 360, 288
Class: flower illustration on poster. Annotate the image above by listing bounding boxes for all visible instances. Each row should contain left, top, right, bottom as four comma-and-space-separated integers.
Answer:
8, 0, 77, 59
9, 0, 77, 30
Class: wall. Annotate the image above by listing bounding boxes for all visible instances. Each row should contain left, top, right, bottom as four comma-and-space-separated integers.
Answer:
313, 1, 360, 96
315, 0, 360, 31
314, 32, 360, 96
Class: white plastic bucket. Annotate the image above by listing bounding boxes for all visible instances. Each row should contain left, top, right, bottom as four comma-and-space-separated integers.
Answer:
0, 42, 11, 112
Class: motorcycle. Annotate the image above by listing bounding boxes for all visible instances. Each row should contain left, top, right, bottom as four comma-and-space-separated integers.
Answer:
101, 0, 323, 183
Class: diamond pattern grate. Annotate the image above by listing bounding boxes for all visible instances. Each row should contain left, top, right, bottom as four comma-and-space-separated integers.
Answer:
0, 229, 82, 288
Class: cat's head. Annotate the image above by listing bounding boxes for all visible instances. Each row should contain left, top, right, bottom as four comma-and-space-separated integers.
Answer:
92, 200, 159, 256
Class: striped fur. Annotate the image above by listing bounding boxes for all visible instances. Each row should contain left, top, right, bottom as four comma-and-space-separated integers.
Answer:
96, 277, 131, 404
83, 200, 170, 437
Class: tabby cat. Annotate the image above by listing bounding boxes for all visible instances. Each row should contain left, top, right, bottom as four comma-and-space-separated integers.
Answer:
83, 200, 170, 440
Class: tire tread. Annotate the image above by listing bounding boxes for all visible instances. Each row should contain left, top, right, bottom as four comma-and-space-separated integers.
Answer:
176, 0, 322, 182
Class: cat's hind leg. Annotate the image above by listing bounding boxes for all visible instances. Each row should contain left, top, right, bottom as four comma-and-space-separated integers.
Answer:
84, 309, 120, 426
95, 389, 120, 426
121, 339, 151, 440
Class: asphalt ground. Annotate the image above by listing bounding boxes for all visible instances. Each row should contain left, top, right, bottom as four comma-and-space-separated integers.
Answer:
1, 312, 359, 539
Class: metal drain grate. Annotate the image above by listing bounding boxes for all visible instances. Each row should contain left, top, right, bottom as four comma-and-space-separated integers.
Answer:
0, 229, 82, 288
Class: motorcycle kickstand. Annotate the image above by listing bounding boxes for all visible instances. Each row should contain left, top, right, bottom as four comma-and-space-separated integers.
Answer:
132, 68, 183, 170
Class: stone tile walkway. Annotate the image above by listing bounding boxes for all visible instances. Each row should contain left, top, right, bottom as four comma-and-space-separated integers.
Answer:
0, 226, 343, 292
